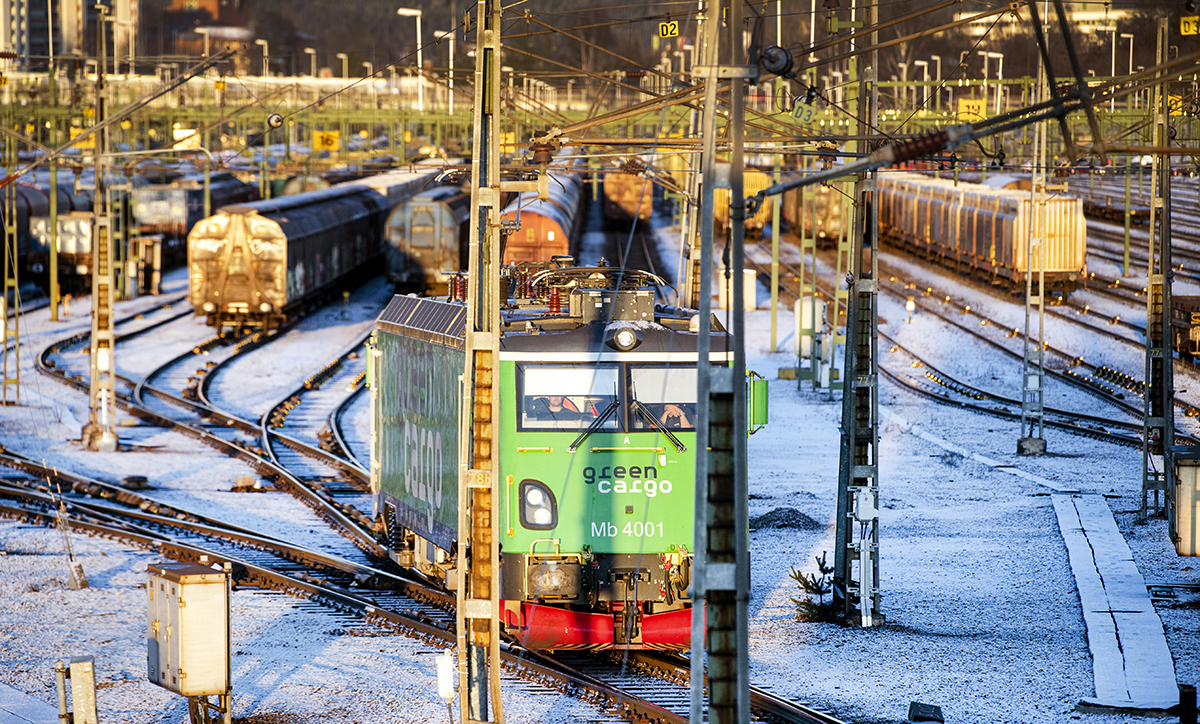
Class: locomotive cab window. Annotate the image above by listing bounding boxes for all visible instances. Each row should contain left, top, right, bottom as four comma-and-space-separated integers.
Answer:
630, 365, 698, 431
519, 364, 619, 431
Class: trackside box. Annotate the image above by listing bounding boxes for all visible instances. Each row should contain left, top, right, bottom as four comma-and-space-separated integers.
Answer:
146, 562, 230, 696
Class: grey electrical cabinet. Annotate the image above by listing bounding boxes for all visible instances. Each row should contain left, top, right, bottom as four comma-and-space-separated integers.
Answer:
146, 562, 231, 696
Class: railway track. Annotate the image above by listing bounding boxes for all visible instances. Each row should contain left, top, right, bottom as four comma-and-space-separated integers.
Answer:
744, 239, 1200, 446
0, 446, 838, 724
37, 304, 386, 559
32, 278, 850, 722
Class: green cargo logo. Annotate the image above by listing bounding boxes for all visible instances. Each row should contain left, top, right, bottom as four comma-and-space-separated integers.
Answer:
583, 466, 673, 497
404, 420, 445, 508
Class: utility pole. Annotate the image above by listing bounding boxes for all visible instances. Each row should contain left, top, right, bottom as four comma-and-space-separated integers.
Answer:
1143, 15, 1173, 521
832, 0, 882, 628
2, 116, 18, 404
1019, 44, 1049, 457
456, 0, 503, 721
83, 2, 117, 453
691, 0, 753, 721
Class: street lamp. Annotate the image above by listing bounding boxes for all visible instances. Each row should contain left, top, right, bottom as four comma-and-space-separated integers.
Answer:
254, 39, 268, 77
897, 61, 908, 109
985, 51, 1003, 115
913, 60, 929, 108
398, 8, 424, 113
1106, 25, 1117, 111
195, 28, 209, 58
929, 55, 942, 111
304, 47, 316, 78
1121, 33, 1134, 110
976, 50, 991, 111
336, 52, 348, 79
436, 29, 454, 114
362, 61, 373, 77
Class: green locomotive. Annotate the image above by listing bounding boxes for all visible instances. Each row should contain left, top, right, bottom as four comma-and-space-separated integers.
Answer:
370, 263, 766, 650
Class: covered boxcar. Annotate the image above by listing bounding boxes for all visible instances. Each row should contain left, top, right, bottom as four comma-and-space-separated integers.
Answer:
371, 265, 769, 650
384, 184, 471, 294
877, 172, 1087, 292
602, 171, 653, 227
714, 168, 773, 234
781, 181, 845, 248
188, 168, 438, 330
132, 172, 259, 272
1173, 296, 1200, 361
24, 183, 95, 287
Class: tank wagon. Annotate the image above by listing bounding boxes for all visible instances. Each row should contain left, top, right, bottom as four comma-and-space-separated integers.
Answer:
370, 264, 768, 650
499, 172, 584, 263
132, 172, 259, 264
602, 171, 654, 227
781, 181, 845, 248
188, 168, 438, 330
384, 185, 471, 294
877, 172, 1087, 293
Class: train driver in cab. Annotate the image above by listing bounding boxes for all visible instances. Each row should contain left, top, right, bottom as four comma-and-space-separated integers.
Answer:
658, 403, 693, 429
532, 395, 585, 422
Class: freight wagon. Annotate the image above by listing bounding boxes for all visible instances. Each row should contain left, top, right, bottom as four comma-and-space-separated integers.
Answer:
187, 167, 439, 330
714, 168, 773, 234
499, 171, 584, 263
370, 264, 768, 650
132, 172, 259, 258
384, 185, 471, 294
1173, 296, 1200, 362
602, 171, 653, 227
877, 172, 1087, 293
24, 183, 95, 288
781, 181, 846, 248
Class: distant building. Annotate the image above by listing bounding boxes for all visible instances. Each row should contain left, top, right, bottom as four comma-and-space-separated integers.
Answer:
0, 0, 250, 73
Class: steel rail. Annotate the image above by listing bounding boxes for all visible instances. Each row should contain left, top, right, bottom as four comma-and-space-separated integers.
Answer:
743, 240, 1198, 445
0, 495, 690, 724
36, 327, 386, 557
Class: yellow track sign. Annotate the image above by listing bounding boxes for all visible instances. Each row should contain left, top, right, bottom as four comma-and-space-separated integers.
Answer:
658, 20, 679, 38
1182, 16, 1199, 35
314, 130, 340, 151
957, 98, 986, 121
69, 127, 94, 150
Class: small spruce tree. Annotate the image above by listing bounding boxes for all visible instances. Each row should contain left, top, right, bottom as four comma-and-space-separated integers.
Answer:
789, 551, 838, 622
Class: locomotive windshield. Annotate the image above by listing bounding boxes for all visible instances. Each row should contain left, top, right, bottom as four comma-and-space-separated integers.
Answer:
520, 364, 619, 431
630, 365, 697, 431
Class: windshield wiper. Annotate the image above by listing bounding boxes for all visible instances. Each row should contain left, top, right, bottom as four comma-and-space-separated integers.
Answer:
567, 399, 620, 453
629, 399, 687, 453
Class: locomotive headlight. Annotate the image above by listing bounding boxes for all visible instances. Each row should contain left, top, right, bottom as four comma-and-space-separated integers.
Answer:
201, 302, 216, 313
259, 302, 273, 313
75, 264, 88, 276
606, 325, 642, 352
520, 479, 557, 530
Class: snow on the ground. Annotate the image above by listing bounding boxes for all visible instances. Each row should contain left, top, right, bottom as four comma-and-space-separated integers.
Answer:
206, 276, 393, 422
1, 226, 1197, 722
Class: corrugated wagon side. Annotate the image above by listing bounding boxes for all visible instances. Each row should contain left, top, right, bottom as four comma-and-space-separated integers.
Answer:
372, 294, 465, 580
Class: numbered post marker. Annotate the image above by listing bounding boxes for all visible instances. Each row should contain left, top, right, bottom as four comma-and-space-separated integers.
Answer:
658, 20, 679, 38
